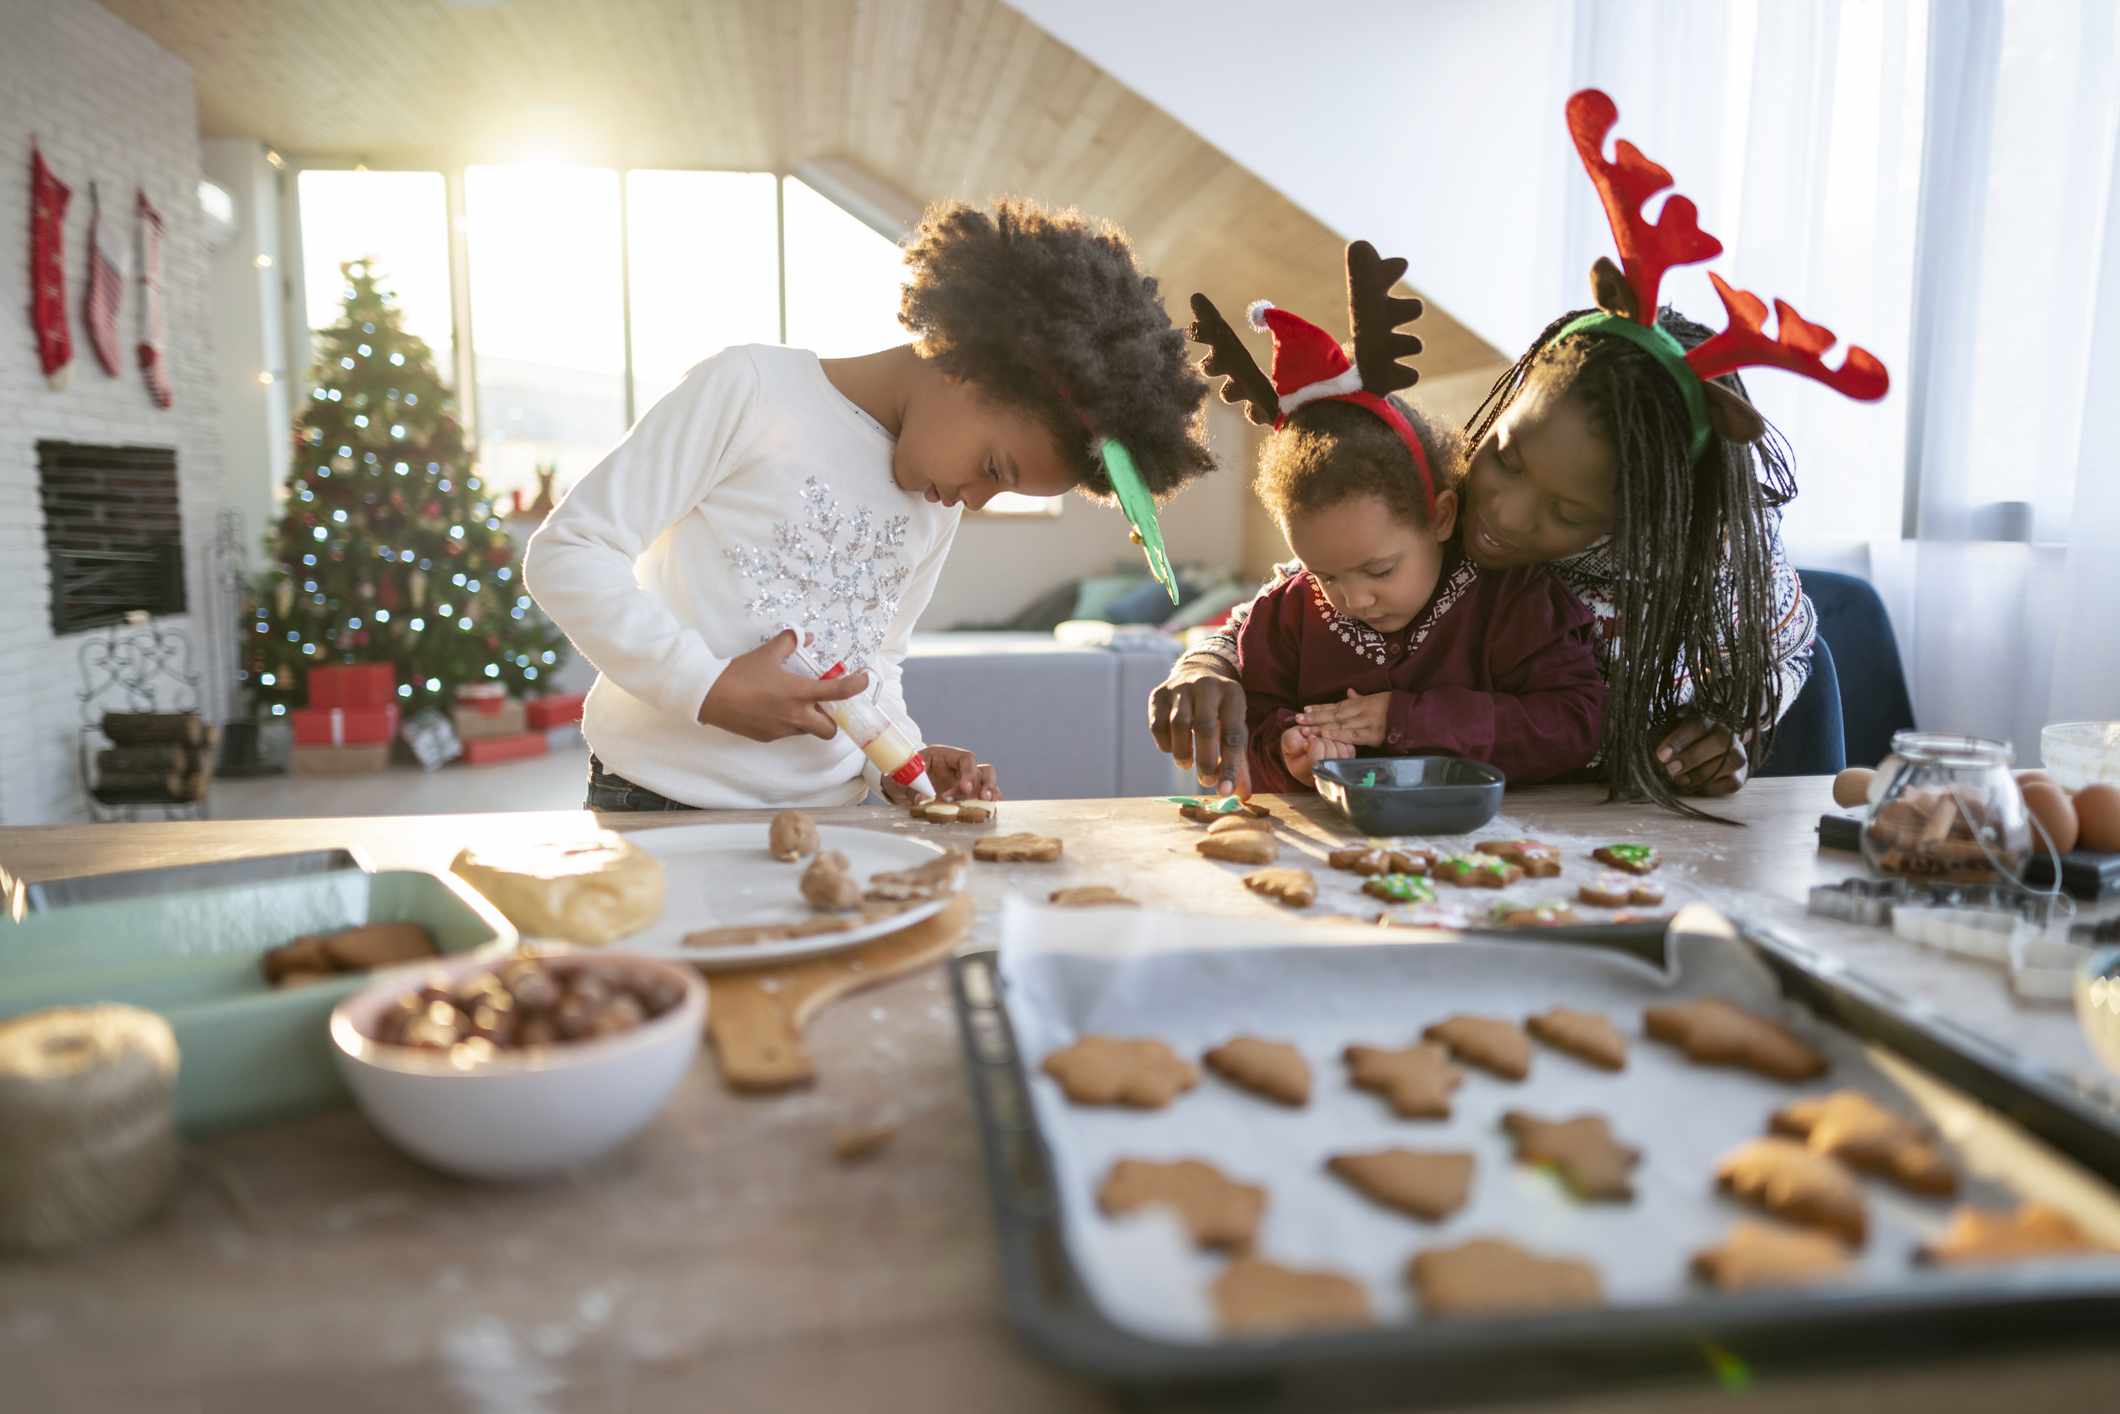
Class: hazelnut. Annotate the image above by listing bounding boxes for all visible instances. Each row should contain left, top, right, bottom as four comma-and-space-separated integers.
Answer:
470, 1003, 515, 1045
591, 994, 647, 1037
517, 1016, 558, 1047
506, 966, 561, 1012
553, 994, 596, 1040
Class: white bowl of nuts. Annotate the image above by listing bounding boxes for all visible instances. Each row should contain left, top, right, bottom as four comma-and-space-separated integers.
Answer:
329, 949, 705, 1181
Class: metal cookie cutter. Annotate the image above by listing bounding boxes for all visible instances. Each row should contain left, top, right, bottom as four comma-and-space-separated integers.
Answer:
1807, 877, 1905, 927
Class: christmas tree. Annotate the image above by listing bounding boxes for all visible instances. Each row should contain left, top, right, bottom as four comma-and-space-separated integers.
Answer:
244, 259, 567, 718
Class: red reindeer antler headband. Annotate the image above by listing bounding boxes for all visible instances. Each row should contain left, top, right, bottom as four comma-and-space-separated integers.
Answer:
1561, 88, 1889, 458
1188, 241, 1439, 519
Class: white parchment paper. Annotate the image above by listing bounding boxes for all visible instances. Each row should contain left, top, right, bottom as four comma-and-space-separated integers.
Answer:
995, 899, 2120, 1343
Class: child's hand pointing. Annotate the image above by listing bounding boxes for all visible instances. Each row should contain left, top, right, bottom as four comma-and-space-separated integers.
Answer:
697, 629, 869, 742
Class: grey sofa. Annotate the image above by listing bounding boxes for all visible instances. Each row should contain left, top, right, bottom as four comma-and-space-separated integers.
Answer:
901, 632, 1189, 800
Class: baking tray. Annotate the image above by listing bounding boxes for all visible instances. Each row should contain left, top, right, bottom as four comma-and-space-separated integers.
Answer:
950, 905, 2120, 1409
10, 848, 369, 917
0, 866, 516, 1133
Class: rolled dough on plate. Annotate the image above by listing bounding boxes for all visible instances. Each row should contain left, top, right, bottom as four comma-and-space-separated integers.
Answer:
452, 830, 666, 945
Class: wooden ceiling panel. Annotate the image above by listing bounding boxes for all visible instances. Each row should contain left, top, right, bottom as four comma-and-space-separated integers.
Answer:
99, 0, 1498, 372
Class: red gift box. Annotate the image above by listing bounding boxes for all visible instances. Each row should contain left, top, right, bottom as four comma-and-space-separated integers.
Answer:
460, 731, 549, 766
290, 703, 400, 748
526, 693, 586, 729
309, 663, 397, 709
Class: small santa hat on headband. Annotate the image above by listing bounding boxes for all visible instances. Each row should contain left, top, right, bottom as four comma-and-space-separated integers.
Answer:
1246, 301, 1365, 418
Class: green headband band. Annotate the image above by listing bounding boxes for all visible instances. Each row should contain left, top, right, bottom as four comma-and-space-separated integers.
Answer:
1554, 312, 1712, 462
1098, 437, 1179, 604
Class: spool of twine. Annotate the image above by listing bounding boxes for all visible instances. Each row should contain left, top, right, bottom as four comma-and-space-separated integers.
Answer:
0, 1005, 181, 1254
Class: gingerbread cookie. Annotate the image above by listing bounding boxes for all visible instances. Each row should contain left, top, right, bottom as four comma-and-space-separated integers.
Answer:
1206, 814, 1272, 836
1769, 1091, 1956, 1196
1476, 839, 1562, 877
1421, 1015, 1532, 1081
1204, 1037, 1310, 1106
1047, 885, 1139, 908
1592, 843, 1659, 875
1691, 1222, 1853, 1290
1345, 1042, 1463, 1119
1042, 1036, 1198, 1108
1494, 903, 1580, 927
1916, 1202, 2110, 1265
1715, 1137, 1867, 1245
864, 849, 968, 901
1525, 1007, 1627, 1071
1326, 1147, 1475, 1222
955, 800, 995, 824
1097, 1157, 1265, 1250
911, 800, 962, 823
1211, 1258, 1372, 1335
1197, 831, 1280, 865
1578, 873, 1666, 907
1434, 854, 1522, 889
1329, 846, 1432, 876
1179, 799, 1272, 824
1407, 1238, 1603, 1318
1363, 873, 1437, 904
799, 850, 862, 911
1243, 867, 1317, 908
1501, 1111, 1640, 1201
1644, 998, 1828, 1082
973, 833, 1063, 863
682, 914, 854, 948
767, 809, 818, 861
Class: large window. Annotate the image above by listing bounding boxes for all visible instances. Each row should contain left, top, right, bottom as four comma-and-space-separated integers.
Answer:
295, 170, 453, 379
464, 164, 628, 509
292, 165, 1054, 515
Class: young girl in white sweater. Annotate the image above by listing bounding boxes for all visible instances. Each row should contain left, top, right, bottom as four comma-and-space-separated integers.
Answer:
527, 199, 1215, 811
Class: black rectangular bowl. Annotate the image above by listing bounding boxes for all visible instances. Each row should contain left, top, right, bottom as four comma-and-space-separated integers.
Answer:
1314, 756, 1504, 837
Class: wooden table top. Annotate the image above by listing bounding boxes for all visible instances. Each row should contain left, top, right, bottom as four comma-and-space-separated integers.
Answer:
4, 780, 2117, 1412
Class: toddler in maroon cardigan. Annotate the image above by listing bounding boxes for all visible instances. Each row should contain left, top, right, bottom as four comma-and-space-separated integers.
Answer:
1188, 242, 1605, 795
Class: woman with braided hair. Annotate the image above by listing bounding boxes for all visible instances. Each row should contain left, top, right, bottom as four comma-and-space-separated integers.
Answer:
1150, 89, 1886, 819
529, 197, 1214, 811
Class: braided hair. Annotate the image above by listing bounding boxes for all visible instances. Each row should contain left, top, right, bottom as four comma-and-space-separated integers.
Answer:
1464, 307, 1797, 820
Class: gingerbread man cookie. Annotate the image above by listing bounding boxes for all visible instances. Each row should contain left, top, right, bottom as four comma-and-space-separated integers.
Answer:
1769, 1090, 1956, 1196
1501, 1111, 1640, 1201
1644, 998, 1828, 1082
1578, 873, 1666, 908
1345, 1042, 1464, 1118
1476, 839, 1562, 877
1592, 843, 1659, 875
1434, 854, 1522, 889
1363, 873, 1437, 904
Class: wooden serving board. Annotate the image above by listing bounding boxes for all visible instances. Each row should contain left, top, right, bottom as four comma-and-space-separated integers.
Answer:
702, 892, 975, 1092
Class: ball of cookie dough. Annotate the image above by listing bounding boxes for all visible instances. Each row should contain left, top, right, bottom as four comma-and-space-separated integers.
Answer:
451, 831, 666, 946
768, 810, 820, 861
800, 850, 862, 911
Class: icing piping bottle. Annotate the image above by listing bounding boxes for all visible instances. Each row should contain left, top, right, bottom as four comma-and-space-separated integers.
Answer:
783, 635, 936, 800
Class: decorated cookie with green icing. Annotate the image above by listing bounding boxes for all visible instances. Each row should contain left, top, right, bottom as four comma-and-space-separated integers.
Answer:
1436, 854, 1522, 889
1363, 873, 1437, 904
1591, 843, 1660, 876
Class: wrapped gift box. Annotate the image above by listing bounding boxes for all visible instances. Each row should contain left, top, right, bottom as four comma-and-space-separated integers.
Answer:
308, 663, 397, 709
290, 743, 390, 776
290, 703, 400, 748
460, 731, 548, 767
526, 693, 587, 730
452, 700, 527, 741
456, 682, 509, 715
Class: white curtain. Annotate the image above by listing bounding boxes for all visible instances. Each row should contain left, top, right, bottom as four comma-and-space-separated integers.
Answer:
1557, 0, 2120, 762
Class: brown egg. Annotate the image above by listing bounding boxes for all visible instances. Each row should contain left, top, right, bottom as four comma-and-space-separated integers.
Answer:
2021, 782, 2079, 857
2016, 768, 2055, 789
2075, 784, 2120, 854
1831, 767, 1874, 809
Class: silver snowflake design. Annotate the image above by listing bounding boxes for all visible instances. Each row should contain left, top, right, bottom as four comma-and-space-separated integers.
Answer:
726, 477, 913, 671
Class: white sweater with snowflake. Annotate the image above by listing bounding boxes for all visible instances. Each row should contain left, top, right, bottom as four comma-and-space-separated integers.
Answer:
524, 346, 959, 808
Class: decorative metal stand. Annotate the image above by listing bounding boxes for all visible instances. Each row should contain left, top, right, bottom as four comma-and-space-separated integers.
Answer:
78, 612, 208, 822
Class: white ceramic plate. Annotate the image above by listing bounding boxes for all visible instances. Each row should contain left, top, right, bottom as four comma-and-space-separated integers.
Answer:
617, 823, 953, 969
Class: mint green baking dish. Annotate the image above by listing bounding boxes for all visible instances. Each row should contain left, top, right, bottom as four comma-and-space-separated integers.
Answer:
0, 867, 516, 1133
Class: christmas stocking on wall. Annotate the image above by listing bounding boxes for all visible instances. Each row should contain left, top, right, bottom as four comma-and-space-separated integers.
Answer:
135, 189, 172, 408
28, 142, 73, 390
83, 182, 126, 377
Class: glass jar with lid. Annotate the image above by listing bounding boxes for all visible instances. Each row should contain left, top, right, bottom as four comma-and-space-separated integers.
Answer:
1861, 732, 2030, 884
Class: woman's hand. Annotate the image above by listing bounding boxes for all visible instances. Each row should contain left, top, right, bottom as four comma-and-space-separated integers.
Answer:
1148, 659, 1251, 796
880, 743, 999, 806
1295, 689, 1392, 748
1279, 724, 1353, 786
1655, 716, 1749, 795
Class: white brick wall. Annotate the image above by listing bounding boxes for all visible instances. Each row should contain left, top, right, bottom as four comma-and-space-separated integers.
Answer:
0, 0, 224, 825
